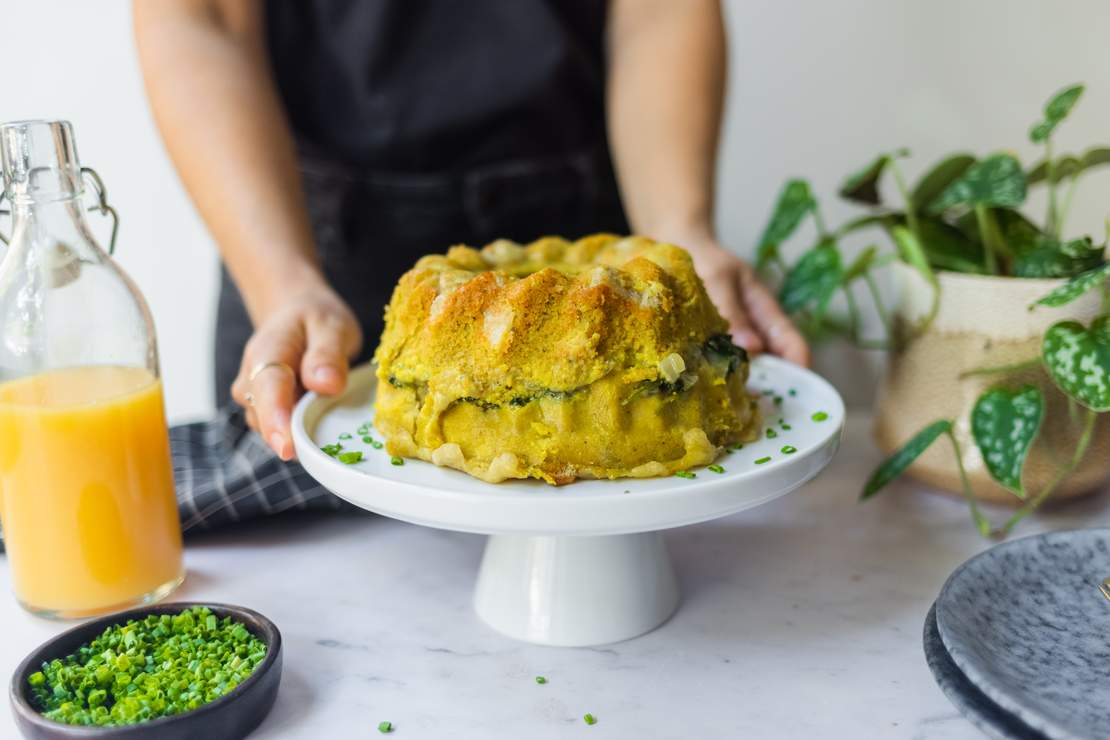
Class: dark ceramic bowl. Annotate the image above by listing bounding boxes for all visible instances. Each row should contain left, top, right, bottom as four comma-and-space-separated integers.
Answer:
9, 602, 282, 740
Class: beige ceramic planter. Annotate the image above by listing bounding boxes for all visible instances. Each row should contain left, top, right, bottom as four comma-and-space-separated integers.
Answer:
874, 263, 1110, 505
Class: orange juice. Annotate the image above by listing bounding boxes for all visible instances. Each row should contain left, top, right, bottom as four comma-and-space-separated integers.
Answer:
0, 366, 183, 617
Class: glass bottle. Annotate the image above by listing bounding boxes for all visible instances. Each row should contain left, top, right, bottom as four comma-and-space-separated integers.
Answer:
0, 120, 183, 618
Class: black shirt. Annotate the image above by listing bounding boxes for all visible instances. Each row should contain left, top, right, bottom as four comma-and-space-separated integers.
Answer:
264, 0, 610, 171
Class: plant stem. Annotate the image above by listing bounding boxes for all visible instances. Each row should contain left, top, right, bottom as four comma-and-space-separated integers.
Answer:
888, 159, 920, 240
957, 357, 1042, 380
872, 252, 899, 269
813, 204, 830, 240
994, 408, 1097, 538
863, 271, 893, 342
974, 205, 999, 274
1067, 396, 1080, 425
1045, 137, 1058, 237
945, 430, 991, 536
1057, 174, 1080, 238
843, 284, 862, 342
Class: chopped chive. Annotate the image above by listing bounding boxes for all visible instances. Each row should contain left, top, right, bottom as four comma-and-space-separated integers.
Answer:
773, 396, 783, 406
781, 445, 797, 454
728, 443, 744, 452
584, 714, 597, 725
766, 428, 778, 439
321, 443, 343, 457
371, 440, 384, 449
378, 721, 393, 733
623, 489, 631, 494
788, 388, 797, 397
338, 451, 363, 464
338, 432, 352, 440
363, 436, 374, 444
707, 464, 725, 474
812, 411, 829, 422
675, 470, 696, 479
535, 676, 547, 684
761, 389, 775, 396
781, 423, 792, 430
357, 425, 370, 435
754, 456, 771, 465
390, 456, 404, 466
25, 606, 266, 727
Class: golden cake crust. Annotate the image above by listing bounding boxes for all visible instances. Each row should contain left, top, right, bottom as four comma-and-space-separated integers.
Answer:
373, 234, 761, 484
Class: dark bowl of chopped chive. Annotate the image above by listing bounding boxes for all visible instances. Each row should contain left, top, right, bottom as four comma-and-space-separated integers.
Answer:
10, 603, 282, 740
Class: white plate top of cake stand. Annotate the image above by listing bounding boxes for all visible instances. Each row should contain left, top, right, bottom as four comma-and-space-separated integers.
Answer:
292, 354, 844, 537
292, 354, 844, 646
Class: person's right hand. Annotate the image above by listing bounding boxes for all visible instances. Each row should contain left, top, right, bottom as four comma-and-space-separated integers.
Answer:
230, 286, 362, 461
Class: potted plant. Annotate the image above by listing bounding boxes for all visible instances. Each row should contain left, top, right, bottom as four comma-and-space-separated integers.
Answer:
755, 83, 1110, 537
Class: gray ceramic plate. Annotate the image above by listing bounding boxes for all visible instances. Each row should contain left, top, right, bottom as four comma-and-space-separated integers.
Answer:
935, 529, 1110, 740
924, 604, 1044, 740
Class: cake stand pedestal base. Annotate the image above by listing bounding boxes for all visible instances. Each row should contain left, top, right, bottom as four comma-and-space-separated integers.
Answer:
473, 532, 679, 647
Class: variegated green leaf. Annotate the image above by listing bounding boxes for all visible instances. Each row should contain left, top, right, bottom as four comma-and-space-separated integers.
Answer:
1041, 316, 1110, 411
971, 386, 1044, 497
1030, 263, 1110, 309
839, 152, 905, 206
928, 154, 1027, 212
1013, 236, 1103, 278
1027, 148, 1110, 185
917, 217, 986, 274
911, 154, 975, 212
757, 179, 816, 269
861, 420, 952, 500
1029, 84, 1084, 143
1047, 83, 1085, 120
1029, 121, 1054, 144
843, 245, 879, 282
779, 240, 843, 315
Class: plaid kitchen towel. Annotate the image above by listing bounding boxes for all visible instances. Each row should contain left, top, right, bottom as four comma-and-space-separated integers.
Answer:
169, 406, 347, 532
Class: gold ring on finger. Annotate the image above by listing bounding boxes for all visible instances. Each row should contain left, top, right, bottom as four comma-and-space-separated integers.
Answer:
249, 360, 295, 383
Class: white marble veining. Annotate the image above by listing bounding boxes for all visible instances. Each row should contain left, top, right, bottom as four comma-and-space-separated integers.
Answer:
3, 414, 1109, 739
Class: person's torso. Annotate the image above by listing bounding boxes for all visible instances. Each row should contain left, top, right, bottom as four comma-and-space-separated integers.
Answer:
264, 0, 610, 172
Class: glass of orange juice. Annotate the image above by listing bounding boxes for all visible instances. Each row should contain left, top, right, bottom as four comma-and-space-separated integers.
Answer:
0, 120, 183, 618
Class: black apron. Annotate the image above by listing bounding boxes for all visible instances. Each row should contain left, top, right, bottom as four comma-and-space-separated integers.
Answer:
214, 0, 629, 405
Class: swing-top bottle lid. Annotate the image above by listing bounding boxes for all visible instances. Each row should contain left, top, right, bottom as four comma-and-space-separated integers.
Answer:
0, 119, 83, 203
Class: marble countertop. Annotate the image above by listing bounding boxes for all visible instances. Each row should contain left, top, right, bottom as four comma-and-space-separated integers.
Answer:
3, 414, 1109, 739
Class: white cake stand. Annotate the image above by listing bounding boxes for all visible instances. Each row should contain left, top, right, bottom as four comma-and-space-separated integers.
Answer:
292, 355, 843, 647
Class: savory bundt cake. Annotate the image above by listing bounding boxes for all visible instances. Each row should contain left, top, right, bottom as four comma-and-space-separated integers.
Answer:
372, 234, 761, 484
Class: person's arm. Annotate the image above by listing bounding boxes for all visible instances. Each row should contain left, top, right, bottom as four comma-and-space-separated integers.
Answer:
134, 0, 360, 459
606, 0, 809, 365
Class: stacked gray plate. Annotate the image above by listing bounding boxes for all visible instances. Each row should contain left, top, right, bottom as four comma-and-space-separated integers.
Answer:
924, 528, 1110, 740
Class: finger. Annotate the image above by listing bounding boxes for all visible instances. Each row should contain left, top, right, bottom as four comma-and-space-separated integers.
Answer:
251, 361, 298, 461
245, 406, 259, 432
231, 374, 250, 410
301, 311, 361, 395
705, 273, 764, 354
240, 326, 304, 460
738, 269, 811, 367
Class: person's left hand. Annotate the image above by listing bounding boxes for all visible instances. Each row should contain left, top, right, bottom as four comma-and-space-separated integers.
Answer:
683, 238, 810, 367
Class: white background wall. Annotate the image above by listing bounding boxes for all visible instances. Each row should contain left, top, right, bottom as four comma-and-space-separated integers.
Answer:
3, 1, 1109, 420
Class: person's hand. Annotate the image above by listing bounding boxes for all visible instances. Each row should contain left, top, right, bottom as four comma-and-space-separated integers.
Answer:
684, 238, 810, 367
230, 287, 362, 460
